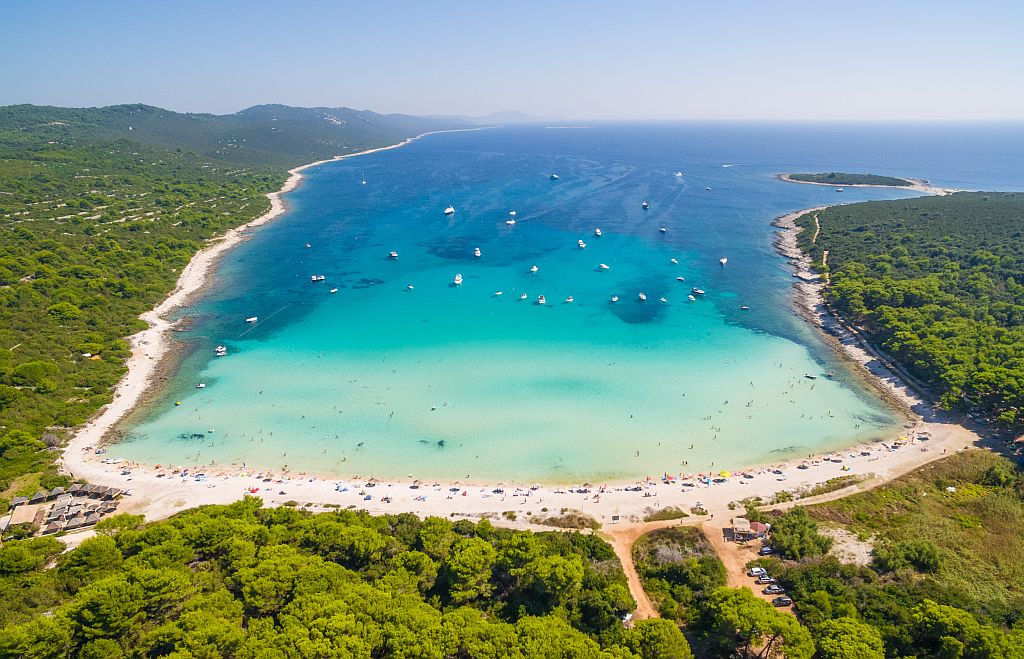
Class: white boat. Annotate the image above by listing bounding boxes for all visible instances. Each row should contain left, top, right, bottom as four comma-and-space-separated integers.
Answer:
740, 305, 750, 310
537, 295, 546, 305
473, 247, 481, 258
520, 293, 528, 300
310, 275, 325, 282
670, 258, 678, 264
675, 171, 684, 178
509, 210, 517, 217
659, 227, 667, 233
688, 294, 696, 302
529, 265, 539, 273
453, 273, 463, 286
598, 263, 610, 270
642, 201, 649, 209
549, 174, 559, 180
444, 205, 455, 215
660, 297, 667, 303
506, 219, 516, 226
610, 295, 619, 303
578, 240, 586, 249
245, 316, 258, 323
720, 257, 728, 266
305, 243, 311, 248
330, 288, 338, 293
406, 284, 414, 290
594, 228, 602, 237
361, 172, 367, 185
389, 251, 399, 259
836, 188, 844, 192
691, 287, 705, 295
494, 291, 503, 296
214, 345, 228, 356
196, 383, 206, 389
676, 276, 685, 282
638, 292, 647, 302
565, 296, 574, 303
705, 186, 712, 191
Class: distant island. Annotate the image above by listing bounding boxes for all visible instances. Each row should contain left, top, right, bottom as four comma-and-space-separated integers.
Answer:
782, 172, 914, 187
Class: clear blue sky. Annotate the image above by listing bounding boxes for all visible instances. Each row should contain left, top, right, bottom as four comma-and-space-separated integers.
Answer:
2, 0, 1022, 120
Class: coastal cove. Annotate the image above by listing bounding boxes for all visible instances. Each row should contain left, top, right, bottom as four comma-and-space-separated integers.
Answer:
66, 124, 1020, 490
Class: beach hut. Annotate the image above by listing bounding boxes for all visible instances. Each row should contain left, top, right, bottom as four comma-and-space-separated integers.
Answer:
29, 490, 48, 505
83, 513, 101, 526
42, 522, 62, 535
64, 517, 85, 531
68, 483, 85, 495
731, 517, 754, 542
10, 496, 27, 508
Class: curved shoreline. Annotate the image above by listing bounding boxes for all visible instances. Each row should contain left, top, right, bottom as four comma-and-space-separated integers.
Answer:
57, 162, 984, 531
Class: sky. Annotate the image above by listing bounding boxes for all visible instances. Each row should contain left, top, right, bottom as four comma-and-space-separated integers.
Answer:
2, 0, 1023, 121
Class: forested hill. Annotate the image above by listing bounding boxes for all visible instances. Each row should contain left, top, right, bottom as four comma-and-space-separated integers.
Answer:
0, 104, 467, 509
0, 103, 471, 169
796, 192, 1024, 428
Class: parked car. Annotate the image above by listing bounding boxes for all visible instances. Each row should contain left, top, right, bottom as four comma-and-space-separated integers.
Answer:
758, 546, 774, 556
755, 575, 776, 584
748, 567, 767, 577
772, 596, 793, 607
763, 585, 785, 595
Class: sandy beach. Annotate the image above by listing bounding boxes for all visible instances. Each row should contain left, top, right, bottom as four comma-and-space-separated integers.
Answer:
777, 173, 959, 196
59, 164, 984, 535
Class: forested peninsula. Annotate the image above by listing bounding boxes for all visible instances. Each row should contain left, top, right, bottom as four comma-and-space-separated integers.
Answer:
785, 173, 914, 187
795, 192, 1024, 429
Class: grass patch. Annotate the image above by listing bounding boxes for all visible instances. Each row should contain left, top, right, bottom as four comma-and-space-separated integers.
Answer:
643, 506, 689, 522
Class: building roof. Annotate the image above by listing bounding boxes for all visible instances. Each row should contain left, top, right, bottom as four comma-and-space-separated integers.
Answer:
732, 517, 751, 532
42, 522, 62, 535
11, 496, 27, 506
750, 521, 769, 534
29, 489, 48, 503
49, 486, 65, 496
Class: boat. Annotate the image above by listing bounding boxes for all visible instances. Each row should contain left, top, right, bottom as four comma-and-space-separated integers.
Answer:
311, 275, 325, 282
361, 172, 367, 185
537, 295, 546, 305
675, 171, 684, 177
660, 297, 667, 303
705, 186, 712, 191
245, 316, 258, 323
688, 294, 696, 301
520, 293, 528, 300
453, 273, 463, 286
610, 295, 619, 303
594, 228, 602, 237
565, 296, 574, 303
676, 276, 685, 282
720, 257, 728, 266
494, 291, 503, 296
659, 227, 667, 233
506, 219, 516, 226
389, 251, 399, 259
529, 265, 539, 273
305, 243, 311, 248
509, 210, 517, 217
578, 239, 586, 249
836, 188, 844, 192
691, 287, 705, 295
549, 173, 559, 180
444, 205, 455, 215
740, 305, 749, 310
670, 258, 678, 264
196, 383, 206, 389
214, 345, 228, 356
598, 263, 610, 270
804, 374, 818, 380
473, 247, 481, 258
642, 201, 649, 209
638, 292, 647, 302
406, 284, 414, 290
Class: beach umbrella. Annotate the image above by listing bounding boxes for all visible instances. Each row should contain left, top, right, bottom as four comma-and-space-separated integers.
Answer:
719, 471, 732, 478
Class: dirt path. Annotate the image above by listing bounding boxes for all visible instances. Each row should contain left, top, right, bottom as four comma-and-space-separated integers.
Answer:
699, 524, 793, 613
600, 519, 681, 620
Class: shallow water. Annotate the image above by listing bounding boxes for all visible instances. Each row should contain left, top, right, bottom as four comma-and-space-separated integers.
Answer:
114, 123, 1024, 481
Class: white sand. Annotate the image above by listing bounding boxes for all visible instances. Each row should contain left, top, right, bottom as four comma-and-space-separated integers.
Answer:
59, 163, 984, 533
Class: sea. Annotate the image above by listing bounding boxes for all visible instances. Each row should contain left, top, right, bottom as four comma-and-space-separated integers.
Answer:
114, 122, 1024, 482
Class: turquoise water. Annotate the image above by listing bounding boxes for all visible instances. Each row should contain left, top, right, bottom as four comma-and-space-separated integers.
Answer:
115, 124, 1024, 481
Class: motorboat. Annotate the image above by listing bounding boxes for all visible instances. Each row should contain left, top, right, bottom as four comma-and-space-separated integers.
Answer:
537, 295, 546, 305
549, 174, 559, 180
310, 275, 325, 282
389, 251, 399, 259
659, 227, 667, 233
638, 292, 647, 302
691, 287, 705, 295
565, 296, 574, 303
836, 188, 844, 192
494, 291, 503, 296
529, 265, 539, 273
670, 258, 678, 264
720, 257, 728, 266
578, 240, 586, 249
594, 228, 602, 237
406, 284, 414, 290
642, 201, 649, 209
506, 219, 516, 226
305, 243, 311, 248
330, 288, 338, 293
214, 345, 228, 356
444, 205, 455, 215
688, 295, 696, 302
660, 297, 667, 303
598, 263, 610, 270
473, 247, 481, 258
245, 316, 258, 323
610, 294, 619, 303
740, 305, 750, 310
520, 293, 528, 300
676, 276, 685, 281
453, 273, 463, 286
196, 383, 206, 389
705, 186, 712, 191
675, 171, 684, 177
509, 210, 517, 217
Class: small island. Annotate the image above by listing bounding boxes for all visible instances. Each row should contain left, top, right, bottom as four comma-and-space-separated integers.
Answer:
781, 172, 914, 187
